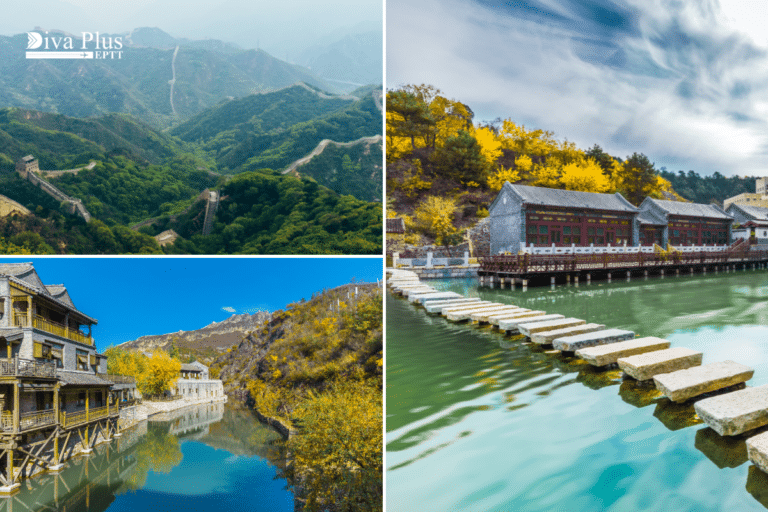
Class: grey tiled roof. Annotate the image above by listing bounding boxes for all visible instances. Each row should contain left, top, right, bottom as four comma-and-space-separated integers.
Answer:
0, 264, 96, 323
728, 203, 768, 221
386, 218, 405, 233
45, 285, 75, 308
180, 363, 202, 372
506, 184, 639, 212
57, 371, 113, 386
645, 198, 732, 220
638, 209, 666, 225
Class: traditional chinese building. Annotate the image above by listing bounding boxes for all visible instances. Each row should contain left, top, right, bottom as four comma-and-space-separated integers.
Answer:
0, 263, 119, 494
638, 198, 732, 247
488, 184, 640, 254
174, 361, 224, 401
725, 203, 768, 245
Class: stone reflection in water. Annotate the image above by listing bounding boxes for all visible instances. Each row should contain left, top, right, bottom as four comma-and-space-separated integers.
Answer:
747, 465, 768, 509
695, 427, 749, 469
0, 402, 290, 512
618, 379, 663, 409
652, 398, 703, 431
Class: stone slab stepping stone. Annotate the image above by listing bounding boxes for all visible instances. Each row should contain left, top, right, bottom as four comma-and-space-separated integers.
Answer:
747, 432, 768, 473
533, 324, 606, 345
471, 307, 523, 323
488, 310, 545, 326
618, 347, 701, 381
436, 301, 495, 315
576, 336, 669, 366
409, 291, 463, 303
445, 305, 511, 321
402, 287, 437, 297
498, 314, 564, 333
654, 360, 754, 403
424, 299, 483, 313
518, 318, 586, 338
694, 384, 768, 436
552, 329, 635, 352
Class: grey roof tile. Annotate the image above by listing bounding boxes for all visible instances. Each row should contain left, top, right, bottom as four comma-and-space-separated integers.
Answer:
646, 198, 732, 220
506, 184, 639, 213
729, 203, 768, 221
56, 371, 113, 386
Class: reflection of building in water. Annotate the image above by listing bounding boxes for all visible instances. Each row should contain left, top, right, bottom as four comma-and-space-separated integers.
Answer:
173, 361, 224, 400
149, 401, 225, 439
0, 264, 121, 494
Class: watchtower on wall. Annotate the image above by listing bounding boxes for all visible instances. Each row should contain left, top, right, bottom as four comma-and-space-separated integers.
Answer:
15, 156, 39, 178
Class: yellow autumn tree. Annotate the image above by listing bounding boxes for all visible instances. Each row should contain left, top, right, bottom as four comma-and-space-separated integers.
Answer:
138, 350, 181, 396
105, 346, 147, 379
487, 165, 521, 191
560, 158, 611, 192
515, 154, 533, 173
414, 195, 457, 244
473, 126, 503, 166
289, 380, 382, 512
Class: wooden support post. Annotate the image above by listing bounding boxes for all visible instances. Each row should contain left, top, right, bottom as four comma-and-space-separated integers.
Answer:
607, 272, 611, 282
566, 274, 571, 284
574, 275, 579, 285
676, 268, 679, 276
500, 277, 505, 289
587, 273, 591, 284
511, 279, 515, 290
7, 448, 13, 484
13, 382, 18, 435
626, 271, 630, 281
522, 279, 528, 290
661, 269, 665, 278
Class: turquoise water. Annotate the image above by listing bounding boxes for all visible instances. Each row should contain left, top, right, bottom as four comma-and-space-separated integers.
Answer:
0, 402, 294, 512
387, 271, 768, 511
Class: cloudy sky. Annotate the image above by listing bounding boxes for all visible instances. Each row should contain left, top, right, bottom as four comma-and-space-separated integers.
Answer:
387, 0, 768, 177
4, 257, 382, 350
2, 0, 381, 60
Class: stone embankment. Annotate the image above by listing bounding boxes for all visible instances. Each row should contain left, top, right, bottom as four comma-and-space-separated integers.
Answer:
119, 394, 227, 429
388, 267, 768, 478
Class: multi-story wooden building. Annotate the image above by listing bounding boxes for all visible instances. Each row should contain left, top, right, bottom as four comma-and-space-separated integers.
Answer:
489, 184, 640, 254
638, 199, 732, 247
0, 263, 119, 494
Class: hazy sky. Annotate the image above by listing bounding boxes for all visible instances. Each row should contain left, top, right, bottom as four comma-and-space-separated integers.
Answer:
388, 0, 768, 177
4, 257, 382, 351
2, 0, 381, 59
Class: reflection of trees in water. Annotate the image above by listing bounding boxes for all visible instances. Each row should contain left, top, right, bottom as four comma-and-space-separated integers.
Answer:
0, 404, 290, 512
123, 424, 184, 491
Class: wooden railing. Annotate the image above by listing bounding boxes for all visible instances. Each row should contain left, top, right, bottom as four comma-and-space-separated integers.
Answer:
1, 411, 12, 430
481, 249, 768, 275
19, 409, 56, 431
0, 357, 56, 379
60, 403, 117, 429
12, 314, 92, 345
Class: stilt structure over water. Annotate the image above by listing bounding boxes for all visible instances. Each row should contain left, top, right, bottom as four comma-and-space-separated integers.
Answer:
0, 264, 120, 495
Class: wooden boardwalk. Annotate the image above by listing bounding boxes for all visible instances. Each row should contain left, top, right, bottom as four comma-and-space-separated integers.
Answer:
479, 246, 768, 287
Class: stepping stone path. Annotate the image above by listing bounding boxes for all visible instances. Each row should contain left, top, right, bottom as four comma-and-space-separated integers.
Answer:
695, 384, 768, 436
498, 314, 564, 333
533, 324, 605, 345
653, 361, 754, 403
387, 267, 768, 481
518, 318, 586, 338
576, 336, 669, 366
552, 329, 635, 352
618, 347, 702, 381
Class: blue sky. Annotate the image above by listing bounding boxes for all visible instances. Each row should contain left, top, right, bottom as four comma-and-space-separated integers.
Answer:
1, 257, 382, 352
387, 0, 768, 177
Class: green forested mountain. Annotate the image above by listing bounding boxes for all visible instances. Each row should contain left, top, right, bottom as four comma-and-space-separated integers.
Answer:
293, 138, 383, 202
658, 169, 755, 205
0, 31, 340, 128
172, 84, 382, 173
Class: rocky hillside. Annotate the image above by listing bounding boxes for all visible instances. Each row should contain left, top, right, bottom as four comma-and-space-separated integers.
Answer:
119, 311, 270, 363
214, 283, 382, 409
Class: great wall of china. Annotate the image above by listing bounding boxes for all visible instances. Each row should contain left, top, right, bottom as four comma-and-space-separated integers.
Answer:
15, 156, 92, 222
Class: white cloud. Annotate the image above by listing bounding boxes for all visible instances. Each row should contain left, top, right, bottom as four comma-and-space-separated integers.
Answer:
221, 306, 236, 313
387, 0, 768, 176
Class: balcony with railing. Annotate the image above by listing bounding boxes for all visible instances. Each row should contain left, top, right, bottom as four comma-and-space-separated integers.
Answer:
13, 314, 93, 345
0, 357, 56, 379
0, 409, 57, 432
60, 403, 117, 429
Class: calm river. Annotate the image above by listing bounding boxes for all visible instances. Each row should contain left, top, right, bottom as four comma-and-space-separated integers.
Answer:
387, 270, 768, 511
0, 402, 293, 512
